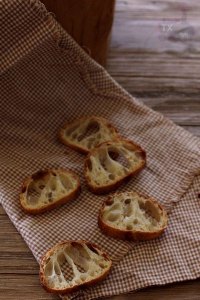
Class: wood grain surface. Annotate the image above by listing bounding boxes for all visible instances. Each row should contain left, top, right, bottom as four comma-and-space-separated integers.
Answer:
41, 0, 115, 66
1, 0, 200, 299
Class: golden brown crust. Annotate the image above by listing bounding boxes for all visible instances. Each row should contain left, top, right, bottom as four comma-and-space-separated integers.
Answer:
98, 192, 168, 241
19, 168, 81, 215
84, 139, 146, 194
59, 115, 120, 154
39, 240, 112, 294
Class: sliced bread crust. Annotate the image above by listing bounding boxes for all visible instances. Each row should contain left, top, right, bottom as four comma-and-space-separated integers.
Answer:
20, 168, 81, 214
39, 240, 112, 294
98, 191, 168, 240
59, 116, 119, 154
84, 139, 146, 194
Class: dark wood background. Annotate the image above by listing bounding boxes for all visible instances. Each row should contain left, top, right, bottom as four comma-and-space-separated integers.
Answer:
1, 0, 200, 299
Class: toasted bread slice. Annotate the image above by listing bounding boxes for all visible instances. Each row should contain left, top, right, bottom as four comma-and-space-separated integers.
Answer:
20, 168, 81, 214
59, 116, 119, 154
98, 191, 168, 240
39, 240, 112, 294
84, 139, 146, 194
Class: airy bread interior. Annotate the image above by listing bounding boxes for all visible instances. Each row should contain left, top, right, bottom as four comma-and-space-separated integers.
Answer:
60, 116, 118, 152
101, 192, 167, 232
41, 241, 111, 291
20, 169, 79, 211
85, 140, 145, 188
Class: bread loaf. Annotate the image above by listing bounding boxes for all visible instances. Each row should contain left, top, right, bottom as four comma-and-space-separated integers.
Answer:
39, 240, 112, 294
84, 139, 146, 194
98, 191, 168, 240
20, 168, 80, 214
59, 116, 119, 154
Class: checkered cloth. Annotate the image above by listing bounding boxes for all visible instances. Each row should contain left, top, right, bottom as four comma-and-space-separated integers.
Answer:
1, 1, 200, 299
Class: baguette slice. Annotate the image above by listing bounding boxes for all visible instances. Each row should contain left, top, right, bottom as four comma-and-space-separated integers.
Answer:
20, 168, 81, 214
98, 191, 168, 240
84, 139, 146, 194
59, 116, 119, 154
39, 240, 112, 294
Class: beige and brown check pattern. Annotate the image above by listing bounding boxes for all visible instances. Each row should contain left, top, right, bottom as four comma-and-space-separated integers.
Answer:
1, 1, 200, 299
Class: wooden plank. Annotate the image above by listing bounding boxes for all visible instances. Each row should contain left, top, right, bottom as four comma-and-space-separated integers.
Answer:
0, 275, 58, 300
0, 213, 38, 275
139, 95, 200, 126
110, 22, 200, 53
115, 0, 200, 18
107, 53, 200, 95
182, 126, 200, 137
0, 206, 5, 214
112, 0, 200, 52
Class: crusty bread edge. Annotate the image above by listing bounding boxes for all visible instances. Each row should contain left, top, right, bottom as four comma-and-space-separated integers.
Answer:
84, 139, 146, 194
59, 115, 120, 154
98, 192, 168, 241
19, 168, 81, 215
39, 240, 112, 294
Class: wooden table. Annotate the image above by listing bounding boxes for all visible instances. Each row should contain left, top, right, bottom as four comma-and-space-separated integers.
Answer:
1, 0, 200, 299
